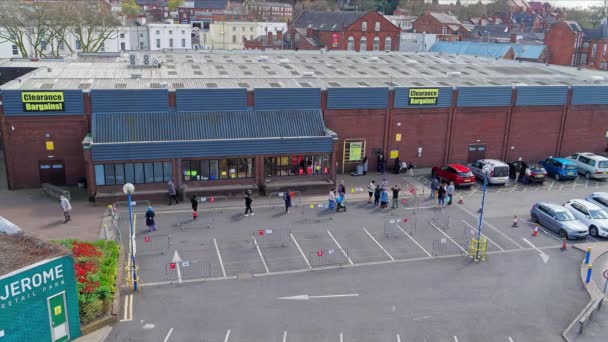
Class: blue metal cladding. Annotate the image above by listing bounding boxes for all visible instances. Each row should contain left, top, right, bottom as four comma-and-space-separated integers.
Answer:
91, 89, 169, 113
176, 89, 247, 111
394, 87, 453, 108
91, 137, 334, 161
1, 90, 84, 116
571, 86, 608, 105
254, 88, 321, 110
515, 86, 568, 106
457, 86, 512, 107
327, 88, 389, 109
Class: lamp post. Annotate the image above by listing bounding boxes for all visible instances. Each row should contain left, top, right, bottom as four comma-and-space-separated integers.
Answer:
123, 183, 138, 291
476, 166, 491, 262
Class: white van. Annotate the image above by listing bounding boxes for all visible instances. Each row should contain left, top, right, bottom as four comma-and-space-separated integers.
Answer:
467, 159, 510, 185
567, 153, 608, 179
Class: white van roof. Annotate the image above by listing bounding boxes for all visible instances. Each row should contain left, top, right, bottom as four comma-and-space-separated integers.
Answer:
481, 159, 508, 166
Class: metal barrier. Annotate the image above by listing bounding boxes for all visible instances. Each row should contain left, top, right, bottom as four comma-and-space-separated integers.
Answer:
431, 209, 452, 230
41, 183, 71, 201
309, 248, 350, 268
197, 196, 229, 212
384, 214, 417, 238
252, 228, 291, 247
134, 234, 170, 255
114, 200, 152, 213
300, 202, 335, 223
175, 211, 213, 230
578, 297, 604, 334
269, 191, 302, 209
432, 237, 466, 256
166, 260, 212, 281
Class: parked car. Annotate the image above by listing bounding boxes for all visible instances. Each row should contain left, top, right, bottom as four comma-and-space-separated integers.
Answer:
564, 199, 608, 238
467, 159, 509, 185
431, 164, 476, 187
530, 202, 588, 239
566, 152, 608, 180
538, 157, 577, 181
0, 216, 23, 236
585, 192, 608, 211
507, 161, 547, 183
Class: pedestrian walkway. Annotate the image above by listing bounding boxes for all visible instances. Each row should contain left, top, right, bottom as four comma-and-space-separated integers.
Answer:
0, 152, 8, 191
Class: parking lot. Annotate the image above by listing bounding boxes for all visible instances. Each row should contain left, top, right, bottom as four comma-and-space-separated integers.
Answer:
110, 176, 608, 342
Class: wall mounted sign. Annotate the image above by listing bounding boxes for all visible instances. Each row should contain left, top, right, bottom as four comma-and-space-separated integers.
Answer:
21, 91, 65, 112
408, 88, 439, 105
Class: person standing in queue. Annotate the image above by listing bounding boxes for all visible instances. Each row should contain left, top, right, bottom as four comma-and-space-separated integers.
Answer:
244, 190, 254, 216
191, 195, 199, 220
368, 180, 376, 204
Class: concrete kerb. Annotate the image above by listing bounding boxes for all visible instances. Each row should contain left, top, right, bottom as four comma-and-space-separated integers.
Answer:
562, 242, 608, 341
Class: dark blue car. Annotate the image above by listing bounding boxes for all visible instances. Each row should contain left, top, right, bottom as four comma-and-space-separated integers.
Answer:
539, 158, 578, 181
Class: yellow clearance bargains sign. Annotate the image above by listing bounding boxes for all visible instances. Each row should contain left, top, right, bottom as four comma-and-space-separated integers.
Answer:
408, 88, 439, 105
21, 91, 65, 112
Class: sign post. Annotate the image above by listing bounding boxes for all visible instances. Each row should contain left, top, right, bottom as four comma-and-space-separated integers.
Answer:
603, 270, 608, 295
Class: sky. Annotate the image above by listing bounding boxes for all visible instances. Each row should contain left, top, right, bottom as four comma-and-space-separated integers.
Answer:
443, 0, 607, 9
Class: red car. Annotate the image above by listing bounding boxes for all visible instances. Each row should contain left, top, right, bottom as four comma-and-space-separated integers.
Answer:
431, 164, 476, 187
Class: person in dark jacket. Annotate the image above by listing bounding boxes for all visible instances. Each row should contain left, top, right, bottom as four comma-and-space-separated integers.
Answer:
167, 180, 178, 205
284, 191, 292, 214
393, 157, 401, 174
244, 190, 254, 216
338, 181, 346, 198
374, 184, 382, 206
437, 183, 447, 208
145, 206, 156, 232
191, 195, 198, 220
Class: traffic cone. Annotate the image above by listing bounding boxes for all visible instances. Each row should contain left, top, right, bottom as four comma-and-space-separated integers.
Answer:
532, 225, 539, 237
561, 237, 567, 251
512, 215, 519, 228
458, 195, 464, 204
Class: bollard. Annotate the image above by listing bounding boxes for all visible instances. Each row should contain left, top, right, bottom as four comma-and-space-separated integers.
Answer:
585, 247, 592, 264
586, 264, 593, 284
561, 237, 567, 251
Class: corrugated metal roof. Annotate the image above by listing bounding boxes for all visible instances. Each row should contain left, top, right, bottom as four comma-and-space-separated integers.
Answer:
429, 12, 462, 25
512, 44, 546, 59
93, 109, 328, 143
431, 42, 513, 59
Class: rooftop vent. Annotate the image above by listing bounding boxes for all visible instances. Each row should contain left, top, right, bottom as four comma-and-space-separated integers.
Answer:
149, 82, 168, 89
328, 82, 340, 87
78, 83, 91, 90
238, 82, 250, 88
267, 71, 277, 76
173, 83, 184, 89
114, 83, 127, 89
244, 71, 253, 75
299, 82, 312, 88
591, 75, 605, 83
446, 71, 461, 77
206, 83, 218, 88
219, 71, 228, 75
385, 82, 397, 87
291, 71, 301, 76
369, 56, 380, 62
302, 71, 315, 78
279, 58, 289, 64
168, 71, 177, 76
258, 55, 269, 62
411, 81, 424, 87
194, 71, 203, 76
463, 81, 477, 86
269, 82, 282, 88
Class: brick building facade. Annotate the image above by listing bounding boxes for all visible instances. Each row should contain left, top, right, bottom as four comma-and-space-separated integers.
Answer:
544, 20, 584, 66
412, 12, 469, 40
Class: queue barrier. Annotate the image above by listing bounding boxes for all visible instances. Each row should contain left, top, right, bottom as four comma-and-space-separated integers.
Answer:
134, 234, 170, 255
432, 238, 466, 256
269, 191, 302, 209
431, 209, 452, 230
175, 211, 213, 230
197, 196, 228, 212
166, 260, 212, 281
300, 202, 335, 223
384, 214, 417, 238
309, 248, 350, 268
114, 200, 152, 213
253, 228, 291, 247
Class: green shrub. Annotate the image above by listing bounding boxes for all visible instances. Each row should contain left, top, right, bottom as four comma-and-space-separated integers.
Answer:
79, 299, 104, 325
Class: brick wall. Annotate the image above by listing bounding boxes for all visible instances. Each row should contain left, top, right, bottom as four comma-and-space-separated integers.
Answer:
450, 107, 509, 164
584, 40, 608, 70
3, 116, 88, 188
413, 12, 444, 34
505, 106, 563, 161
560, 105, 608, 156
545, 22, 576, 66
344, 11, 401, 51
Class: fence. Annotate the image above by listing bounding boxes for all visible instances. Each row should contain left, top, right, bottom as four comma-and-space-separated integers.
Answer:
166, 260, 212, 281
309, 248, 350, 268
252, 228, 291, 247
197, 196, 229, 212
134, 234, 170, 255
300, 202, 335, 223
41, 183, 70, 201
175, 211, 213, 230
431, 209, 452, 230
384, 214, 417, 238
114, 200, 152, 214
432, 238, 467, 256
269, 191, 302, 209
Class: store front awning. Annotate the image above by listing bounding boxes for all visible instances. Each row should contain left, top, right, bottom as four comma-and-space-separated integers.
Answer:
90, 109, 337, 161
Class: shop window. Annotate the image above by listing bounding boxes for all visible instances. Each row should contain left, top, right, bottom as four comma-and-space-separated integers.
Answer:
201, 160, 210, 180
144, 163, 155, 183
219, 159, 228, 179
264, 155, 330, 177
95, 165, 105, 185
125, 163, 135, 183
182, 159, 253, 181
134, 163, 145, 183
105, 164, 116, 185
209, 160, 219, 180
95, 162, 171, 186
115, 164, 125, 184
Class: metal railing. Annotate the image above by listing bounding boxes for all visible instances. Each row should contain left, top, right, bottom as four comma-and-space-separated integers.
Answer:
252, 228, 291, 247
134, 234, 170, 255
269, 191, 302, 209
431, 209, 452, 230
166, 260, 212, 281
114, 200, 151, 213
41, 183, 70, 201
300, 202, 334, 223
309, 248, 350, 268
384, 214, 417, 238
175, 212, 213, 230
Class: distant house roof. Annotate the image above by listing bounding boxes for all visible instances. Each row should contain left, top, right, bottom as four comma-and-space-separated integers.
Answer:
428, 12, 461, 25
562, 20, 583, 32
528, 1, 546, 12
292, 11, 367, 32
293, 28, 322, 47
473, 24, 511, 38
194, 0, 228, 10
430, 41, 546, 60
136, 0, 167, 5
583, 28, 604, 41
510, 44, 546, 59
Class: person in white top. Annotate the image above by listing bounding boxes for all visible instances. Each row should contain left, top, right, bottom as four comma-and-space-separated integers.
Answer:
60, 195, 72, 224
367, 180, 376, 204
328, 188, 337, 211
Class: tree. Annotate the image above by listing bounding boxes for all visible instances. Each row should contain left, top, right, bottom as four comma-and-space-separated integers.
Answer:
67, 3, 121, 53
168, 0, 185, 12
486, 0, 510, 17
121, 0, 140, 18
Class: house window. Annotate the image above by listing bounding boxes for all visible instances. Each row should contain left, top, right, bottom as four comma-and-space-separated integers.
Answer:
100, 42, 105, 52
156, 39, 161, 48
362, 21, 367, 31
58, 41, 64, 51
41, 40, 47, 50
182, 159, 254, 181
169, 30, 173, 34
442, 25, 447, 34
347, 36, 354, 51
140, 41, 144, 50
250, 27, 254, 32
385, 36, 392, 51
250, 35, 253, 40
169, 38, 173, 48
120, 33, 125, 38
232, 35, 237, 43
264, 155, 330, 177
295, 34, 300, 42
75, 40, 81, 49
140, 33, 144, 38
121, 42, 126, 51
360, 36, 367, 50
182, 38, 186, 48
156, 30, 160, 34
181, 30, 185, 34
375, 22, 380, 31
95, 162, 172, 186
233, 26, 236, 31
11, 45, 17, 55
373, 36, 380, 51
592, 43, 598, 58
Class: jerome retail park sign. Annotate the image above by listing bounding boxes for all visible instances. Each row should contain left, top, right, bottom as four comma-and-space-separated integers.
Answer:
0, 263, 65, 310
21, 91, 65, 112
408, 88, 439, 105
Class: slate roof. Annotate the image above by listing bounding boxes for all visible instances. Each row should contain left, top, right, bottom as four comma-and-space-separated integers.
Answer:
292, 11, 367, 31
428, 12, 461, 25
93, 109, 328, 143
194, 0, 228, 10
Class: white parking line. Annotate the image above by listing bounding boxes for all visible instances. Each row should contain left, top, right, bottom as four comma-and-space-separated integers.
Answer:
453, 336, 459, 342
290, 233, 312, 269
458, 206, 525, 249
339, 332, 344, 342
282, 331, 287, 342
163, 328, 174, 342
469, 186, 479, 196
396, 224, 433, 257
509, 337, 514, 342
572, 181, 577, 190
462, 220, 504, 251
327, 230, 354, 265
213, 238, 227, 278
362, 227, 395, 261
431, 222, 468, 254
548, 181, 554, 191
586, 178, 589, 188
223, 329, 231, 342
559, 184, 564, 190
252, 235, 270, 273
396, 334, 401, 342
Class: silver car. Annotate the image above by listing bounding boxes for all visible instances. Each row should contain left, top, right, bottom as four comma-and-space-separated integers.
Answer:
530, 202, 588, 240
564, 199, 608, 238
585, 192, 608, 211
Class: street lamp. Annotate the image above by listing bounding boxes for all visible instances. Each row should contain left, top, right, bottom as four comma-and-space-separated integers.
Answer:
475, 165, 491, 262
123, 183, 138, 291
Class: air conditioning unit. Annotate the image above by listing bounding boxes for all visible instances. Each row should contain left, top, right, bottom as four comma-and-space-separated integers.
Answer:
129, 54, 136, 65
143, 54, 150, 65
